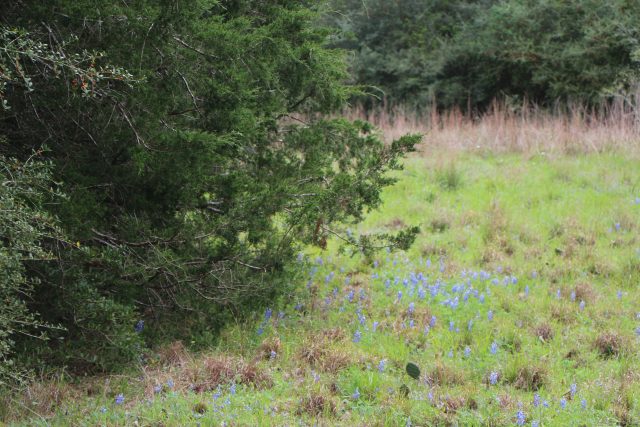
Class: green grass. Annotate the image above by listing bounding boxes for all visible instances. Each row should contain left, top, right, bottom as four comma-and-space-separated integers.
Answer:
5, 150, 640, 426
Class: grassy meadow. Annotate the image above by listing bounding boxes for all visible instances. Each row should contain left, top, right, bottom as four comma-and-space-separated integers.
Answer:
5, 147, 640, 426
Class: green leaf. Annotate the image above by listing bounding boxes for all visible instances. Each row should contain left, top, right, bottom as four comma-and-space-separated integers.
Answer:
406, 362, 420, 380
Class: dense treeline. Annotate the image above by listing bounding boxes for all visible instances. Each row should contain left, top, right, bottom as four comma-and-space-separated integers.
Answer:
329, 0, 640, 110
0, 0, 419, 378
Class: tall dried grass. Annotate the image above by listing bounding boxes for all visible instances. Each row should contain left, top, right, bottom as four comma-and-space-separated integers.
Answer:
342, 95, 640, 156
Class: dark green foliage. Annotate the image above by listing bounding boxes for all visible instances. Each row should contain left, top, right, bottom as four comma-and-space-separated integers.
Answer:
406, 362, 421, 380
329, 0, 640, 109
0, 1, 419, 374
0, 151, 60, 383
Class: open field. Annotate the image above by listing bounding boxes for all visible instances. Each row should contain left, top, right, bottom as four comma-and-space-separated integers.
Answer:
4, 145, 640, 426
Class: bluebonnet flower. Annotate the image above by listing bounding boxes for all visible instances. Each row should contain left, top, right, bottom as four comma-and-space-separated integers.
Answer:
531, 271, 538, 279
543, 400, 549, 408
515, 410, 525, 426
525, 285, 530, 297
378, 359, 386, 373
134, 320, 144, 333
297, 252, 304, 262
449, 320, 455, 331
397, 290, 403, 301
353, 330, 362, 343
430, 316, 437, 328
264, 308, 273, 321
511, 276, 518, 285
490, 341, 498, 355
347, 290, 355, 302
278, 311, 285, 319
489, 371, 498, 385
373, 321, 379, 332
635, 197, 640, 205
615, 222, 621, 232
581, 399, 587, 409
426, 259, 432, 268
617, 290, 623, 299
352, 388, 360, 400
167, 379, 174, 389
556, 289, 561, 299
487, 310, 494, 321
479, 294, 485, 303
115, 394, 125, 405
409, 319, 414, 328
560, 398, 567, 409
579, 300, 585, 311
312, 371, 320, 383
408, 302, 415, 314
448, 350, 453, 358
270, 350, 277, 360
570, 291, 576, 302
154, 384, 162, 394
257, 326, 264, 336
294, 303, 303, 311
570, 383, 577, 397
359, 289, 366, 300
230, 383, 236, 395
533, 393, 540, 407
345, 276, 351, 285
423, 326, 430, 335
531, 421, 540, 427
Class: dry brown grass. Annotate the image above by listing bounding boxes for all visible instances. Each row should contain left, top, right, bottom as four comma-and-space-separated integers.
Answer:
341, 97, 640, 155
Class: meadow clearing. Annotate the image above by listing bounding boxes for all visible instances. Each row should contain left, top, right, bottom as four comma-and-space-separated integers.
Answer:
6, 123, 640, 426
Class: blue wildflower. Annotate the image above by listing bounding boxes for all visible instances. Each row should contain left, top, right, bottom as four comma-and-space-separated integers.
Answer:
153, 384, 162, 394
489, 371, 498, 385
532, 421, 540, 427
100, 407, 107, 413
167, 379, 174, 389
533, 393, 540, 407
464, 346, 471, 357
579, 300, 585, 311
134, 320, 144, 333
378, 359, 386, 373
353, 330, 362, 343
515, 410, 525, 426
352, 388, 360, 400
408, 302, 415, 314
479, 294, 485, 303
264, 308, 273, 321
115, 394, 124, 405
487, 310, 494, 321
430, 315, 437, 328
618, 290, 623, 299
230, 383, 236, 395
560, 398, 567, 409
373, 321, 379, 332
570, 291, 576, 301
581, 399, 587, 409
449, 320, 455, 331
270, 350, 277, 360
570, 383, 577, 397
490, 341, 498, 355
